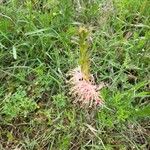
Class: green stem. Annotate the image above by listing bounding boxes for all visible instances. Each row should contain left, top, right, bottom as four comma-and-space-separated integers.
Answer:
78, 27, 90, 81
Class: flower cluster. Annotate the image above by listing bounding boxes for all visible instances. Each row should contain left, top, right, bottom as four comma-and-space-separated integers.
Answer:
68, 66, 104, 107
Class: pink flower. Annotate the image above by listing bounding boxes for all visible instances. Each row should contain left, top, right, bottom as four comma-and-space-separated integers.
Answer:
67, 67, 105, 107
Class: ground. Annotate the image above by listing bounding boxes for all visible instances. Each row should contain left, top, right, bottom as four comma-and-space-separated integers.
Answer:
0, 0, 150, 150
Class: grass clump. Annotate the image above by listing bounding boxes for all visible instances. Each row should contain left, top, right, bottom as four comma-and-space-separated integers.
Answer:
0, 0, 149, 149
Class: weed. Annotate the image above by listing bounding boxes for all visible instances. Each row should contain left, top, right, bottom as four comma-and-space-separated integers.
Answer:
1, 86, 38, 122
52, 93, 67, 108
0, 0, 149, 149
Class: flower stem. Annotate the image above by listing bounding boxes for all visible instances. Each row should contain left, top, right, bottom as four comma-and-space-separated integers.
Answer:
78, 27, 90, 81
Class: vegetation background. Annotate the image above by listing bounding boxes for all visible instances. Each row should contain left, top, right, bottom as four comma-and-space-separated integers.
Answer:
0, 0, 150, 149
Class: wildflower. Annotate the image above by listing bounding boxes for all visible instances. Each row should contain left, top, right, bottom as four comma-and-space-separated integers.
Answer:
67, 27, 105, 108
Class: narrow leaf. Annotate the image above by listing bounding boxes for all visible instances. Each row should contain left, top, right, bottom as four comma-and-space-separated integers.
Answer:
134, 105, 150, 117
12, 46, 17, 60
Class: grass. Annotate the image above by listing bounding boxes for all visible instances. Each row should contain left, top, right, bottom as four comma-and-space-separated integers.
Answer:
0, 0, 150, 149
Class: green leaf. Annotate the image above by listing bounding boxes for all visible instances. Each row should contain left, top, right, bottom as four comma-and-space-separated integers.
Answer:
134, 105, 150, 117
134, 91, 150, 98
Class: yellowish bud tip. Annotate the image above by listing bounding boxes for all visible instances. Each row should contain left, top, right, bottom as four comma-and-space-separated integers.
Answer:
78, 27, 89, 39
